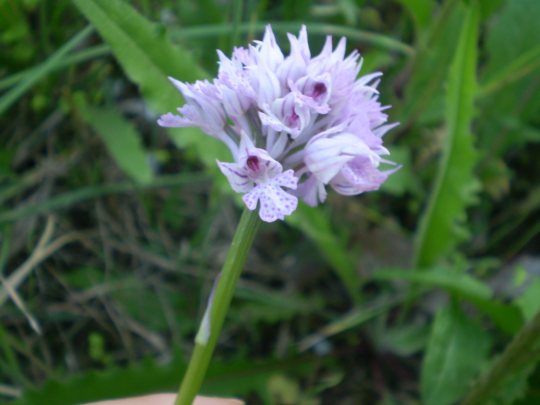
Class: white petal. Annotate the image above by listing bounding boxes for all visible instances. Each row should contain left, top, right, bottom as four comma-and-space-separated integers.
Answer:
217, 161, 252, 193
157, 113, 189, 128
257, 183, 298, 222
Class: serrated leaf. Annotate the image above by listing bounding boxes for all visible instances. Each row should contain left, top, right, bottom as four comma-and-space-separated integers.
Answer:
81, 106, 153, 184
421, 304, 491, 405
413, 1, 480, 268
13, 356, 318, 405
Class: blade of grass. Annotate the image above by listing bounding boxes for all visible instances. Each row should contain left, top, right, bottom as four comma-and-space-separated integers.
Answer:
0, 45, 110, 92
0, 26, 94, 116
0, 174, 208, 224
479, 45, 540, 97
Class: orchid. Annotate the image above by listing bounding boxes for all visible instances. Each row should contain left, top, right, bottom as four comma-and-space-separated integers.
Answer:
159, 25, 398, 222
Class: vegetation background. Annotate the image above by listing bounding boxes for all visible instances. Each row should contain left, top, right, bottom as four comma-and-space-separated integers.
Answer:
1, 0, 540, 404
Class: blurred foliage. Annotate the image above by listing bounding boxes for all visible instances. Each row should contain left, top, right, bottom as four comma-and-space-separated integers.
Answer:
1, 0, 540, 404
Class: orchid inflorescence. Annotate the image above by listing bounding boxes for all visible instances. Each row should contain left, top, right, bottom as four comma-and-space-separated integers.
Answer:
159, 25, 398, 222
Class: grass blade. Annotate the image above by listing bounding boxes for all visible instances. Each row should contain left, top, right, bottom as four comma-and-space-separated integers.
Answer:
0, 27, 93, 116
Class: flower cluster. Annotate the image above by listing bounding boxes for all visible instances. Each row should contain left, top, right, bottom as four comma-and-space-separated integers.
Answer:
159, 26, 398, 222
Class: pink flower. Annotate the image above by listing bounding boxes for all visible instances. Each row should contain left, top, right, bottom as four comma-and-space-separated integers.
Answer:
158, 25, 398, 222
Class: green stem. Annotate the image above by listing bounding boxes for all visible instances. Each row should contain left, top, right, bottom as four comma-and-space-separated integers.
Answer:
175, 208, 261, 405
461, 310, 540, 405
170, 22, 414, 56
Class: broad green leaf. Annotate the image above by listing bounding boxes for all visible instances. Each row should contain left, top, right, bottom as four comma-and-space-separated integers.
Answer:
375, 322, 430, 356
514, 367, 540, 405
461, 311, 540, 405
374, 267, 523, 334
373, 267, 491, 301
168, 127, 230, 167
73, 0, 207, 114
516, 278, 540, 322
479, 0, 540, 139
421, 304, 491, 405
468, 297, 523, 335
380, 146, 420, 196
413, 1, 480, 268
13, 355, 317, 405
81, 106, 153, 184
483, 0, 540, 81
397, 0, 434, 32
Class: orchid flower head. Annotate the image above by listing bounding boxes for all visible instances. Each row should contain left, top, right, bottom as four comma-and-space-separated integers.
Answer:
158, 25, 398, 222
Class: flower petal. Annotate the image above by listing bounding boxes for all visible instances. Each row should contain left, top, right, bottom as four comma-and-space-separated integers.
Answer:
217, 160, 252, 193
243, 182, 298, 222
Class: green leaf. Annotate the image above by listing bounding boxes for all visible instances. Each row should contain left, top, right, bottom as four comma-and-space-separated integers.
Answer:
413, 1, 480, 268
168, 127, 230, 167
397, 0, 434, 32
479, 0, 540, 124
374, 267, 523, 334
13, 355, 318, 405
421, 304, 491, 405
233, 285, 324, 324
460, 312, 540, 405
298, 294, 403, 351
380, 146, 420, 196
373, 267, 491, 301
81, 106, 153, 184
375, 322, 430, 356
516, 277, 540, 322
483, 0, 540, 81
73, 0, 207, 114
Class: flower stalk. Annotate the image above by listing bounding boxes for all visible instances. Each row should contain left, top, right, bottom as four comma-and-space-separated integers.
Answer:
175, 208, 260, 405
461, 309, 540, 405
